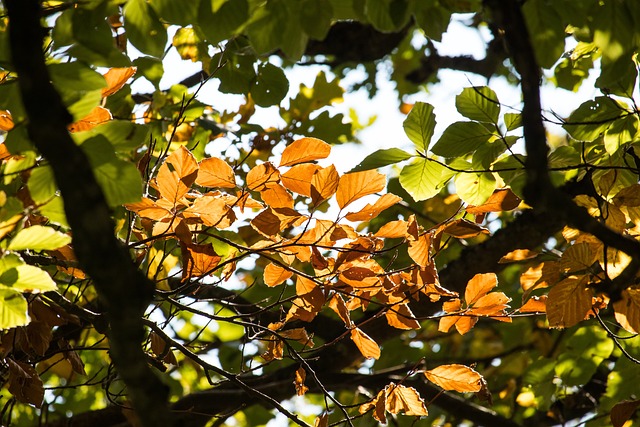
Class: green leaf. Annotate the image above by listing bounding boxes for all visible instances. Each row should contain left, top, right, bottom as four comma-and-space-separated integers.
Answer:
523, 0, 566, 68
603, 114, 638, 154
244, 1, 287, 54
553, 56, 594, 92
133, 56, 164, 89
455, 86, 500, 124
454, 171, 496, 206
555, 326, 613, 386
29, 166, 57, 205
153, 0, 198, 26
365, 0, 410, 32
563, 97, 628, 141
123, 0, 167, 58
198, 0, 249, 45
413, 3, 451, 42
591, 0, 634, 61
8, 226, 71, 251
296, 111, 352, 143
431, 121, 495, 158
251, 63, 289, 107
300, 0, 333, 39
596, 54, 638, 97
0, 289, 29, 330
403, 102, 436, 153
213, 50, 257, 95
504, 113, 522, 131
73, 121, 150, 152
0, 254, 58, 293
80, 136, 143, 207
49, 62, 106, 121
399, 157, 455, 202
351, 148, 413, 172
39, 197, 68, 228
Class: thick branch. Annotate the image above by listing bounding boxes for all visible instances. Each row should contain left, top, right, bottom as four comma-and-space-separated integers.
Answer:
6, 2, 170, 426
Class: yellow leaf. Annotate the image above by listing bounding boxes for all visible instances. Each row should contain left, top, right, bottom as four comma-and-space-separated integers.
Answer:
359, 388, 387, 424
468, 292, 511, 318
559, 243, 596, 274
296, 275, 318, 295
294, 367, 309, 396
613, 184, 640, 207
350, 327, 380, 359
196, 157, 236, 188
310, 165, 340, 205
263, 263, 293, 287
385, 304, 420, 330
345, 193, 402, 222
385, 383, 429, 416
336, 170, 386, 209
280, 137, 331, 167
281, 164, 320, 196
156, 146, 199, 204
465, 273, 497, 306
125, 197, 172, 221
407, 232, 433, 268
424, 364, 483, 392
68, 106, 112, 133
546, 276, 593, 328
246, 162, 280, 191
102, 67, 137, 97
613, 288, 640, 333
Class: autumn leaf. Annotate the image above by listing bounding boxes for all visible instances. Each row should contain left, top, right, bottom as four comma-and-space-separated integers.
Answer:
196, 157, 236, 188
102, 67, 137, 97
68, 106, 112, 132
440, 219, 489, 238
264, 263, 293, 287
407, 232, 433, 268
359, 388, 387, 423
296, 275, 318, 295
345, 193, 402, 222
385, 304, 420, 330
251, 207, 305, 236
466, 188, 521, 214
246, 162, 280, 191
0, 110, 14, 131
183, 194, 236, 229
498, 249, 538, 263
125, 197, 172, 221
280, 137, 331, 167
520, 261, 561, 301
7, 359, 44, 408
559, 243, 596, 274
546, 276, 594, 328
281, 163, 321, 196
374, 220, 408, 238
328, 293, 352, 327
156, 146, 199, 204
519, 296, 547, 313
314, 413, 329, 427
262, 338, 284, 361
310, 164, 340, 205
613, 288, 640, 333
385, 383, 429, 416
181, 242, 221, 280
260, 183, 294, 208
279, 328, 314, 347
468, 292, 511, 318
294, 366, 309, 396
350, 327, 380, 359
424, 364, 483, 392
610, 399, 640, 427
438, 299, 477, 335
285, 286, 325, 322
336, 170, 386, 209
465, 273, 497, 305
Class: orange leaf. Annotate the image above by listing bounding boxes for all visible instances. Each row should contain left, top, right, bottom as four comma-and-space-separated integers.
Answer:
296, 275, 318, 295
424, 364, 483, 392
196, 157, 236, 188
262, 338, 284, 361
285, 286, 325, 322
310, 165, 340, 205
263, 263, 293, 287
336, 170, 386, 209
294, 367, 309, 396
520, 261, 561, 300
359, 388, 387, 423
68, 106, 112, 132
345, 193, 402, 222
124, 197, 172, 221
613, 288, 640, 333
466, 188, 521, 214
468, 292, 511, 317
102, 67, 137, 97
498, 249, 538, 263
279, 328, 314, 347
546, 276, 593, 328
0, 110, 14, 131
260, 183, 294, 209
246, 162, 280, 191
281, 164, 320, 196
441, 219, 489, 238
519, 295, 547, 313
374, 220, 408, 238
328, 293, 352, 327
407, 232, 433, 268
314, 413, 329, 427
350, 327, 380, 359
386, 304, 420, 330
439, 299, 478, 335
181, 243, 221, 280
156, 146, 199, 204
280, 137, 331, 167
465, 273, 497, 306
385, 383, 429, 416
183, 194, 236, 229
251, 207, 305, 236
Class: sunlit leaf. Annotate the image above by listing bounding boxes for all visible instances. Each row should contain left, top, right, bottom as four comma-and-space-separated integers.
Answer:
181, 243, 221, 279
263, 263, 293, 287
407, 232, 433, 268
246, 162, 280, 191
466, 188, 521, 214
455, 86, 500, 124
0, 289, 29, 330
403, 102, 436, 153
281, 164, 321, 197
280, 137, 331, 167
351, 148, 413, 172
8, 226, 71, 251
350, 327, 380, 359
465, 273, 497, 306
260, 183, 294, 209
68, 106, 112, 133
294, 366, 309, 396
424, 364, 483, 392
336, 170, 386, 209
613, 288, 640, 333
156, 146, 199, 204
546, 276, 593, 328
345, 193, 401, 222
102, 67, 137, 97
310, 165, 340, 205
196, 157, 236, 188
399, 157, 454, 202
386, 304, 420, 330
374, 220, 408, 238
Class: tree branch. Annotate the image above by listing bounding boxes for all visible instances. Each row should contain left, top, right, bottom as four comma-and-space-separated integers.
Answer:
6, 2, 171, 426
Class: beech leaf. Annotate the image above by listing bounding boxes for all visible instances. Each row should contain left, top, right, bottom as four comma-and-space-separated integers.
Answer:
280, 137, 331, 167
424, 364, 483, 392
336, 170, 386, 209
350, 327, 380, 359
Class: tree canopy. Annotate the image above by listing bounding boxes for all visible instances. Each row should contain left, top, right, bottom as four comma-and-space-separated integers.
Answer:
2, 0, 640, 426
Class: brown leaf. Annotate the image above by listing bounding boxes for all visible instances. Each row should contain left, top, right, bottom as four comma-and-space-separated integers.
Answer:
613, 288, 640, 333
520, 261, 561, 301
611, 399, 640, 427
359, 388, 387, 423
294, 366, 309, 396
498, 249, 538, 263
280, 137, 331, 167
613, 184, 640, 207
328, 293, 352, 327
196, 157, 236, 188
125, 197, 172, 221
336, 170, 386, 209
559, 243, 596, 274
386, 304, 420, 330
314, 413, 329, 427
263, 263, 293, 287
468, 292, 511, 318
345, 193, 402, 222
350, 327, 380, 359
279, 328, 314, 347
424, 364, 483, 392
285, 286, 325, 322
385, 383, 429, 416
102, 66, 137, 97
7, 359, 44, 408
251, 207, 304, 237
262, 338, 284, 361
466, 188, 521, 214
68, 106, 112, 132
181, 243, 221, 280
546, 276, 593, 328
156, 146, 199, 204
441, 219, 490, 238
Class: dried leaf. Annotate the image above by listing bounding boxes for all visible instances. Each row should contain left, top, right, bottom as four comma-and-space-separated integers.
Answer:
385, 383, 429, 416
465, 273, 497, 306
183, 194, 236, 229
7, 359, 44, 408
279, 328, 314, 347
441, 219, 489, 238
280, 137, 331, 167
251, 207, 304, 236
196, 157, 236, 188
260, 183, 294, 208
246, 162, 280, 191
613, 184, 640, 207
559, 243, 596, 273
546, 276, 593, 328
181, 243, 221, 280
350, 327, 380, 359
294, 366, 309, 396
0, 110, 14, 131
310, 165, 340, 205
281, 164, 320, 196
611, 399, 640, 427
125, 197, 172, 221
328, 293, 352, 327
386, 304, 420, 330
468, 292, 511, 318
156, 146, 199, 204
336, 170, 386, 209
519, 295, 547, 313
262, 338, 284, 361
68, 106, 112, 132
345, 193, 402, 222
102, 67, 137, 97
498, 249, 538, 263
285, 286, 325, 322
314, 413, 329, 427
520, 261, 561, 300
466, 188, 520, 214
613, 288, 640, 333
424, 364, 483, 392
359, 388, 387, 423
296, 275, 318, 295
263, 263, 293, 287
407, 232, 433, 268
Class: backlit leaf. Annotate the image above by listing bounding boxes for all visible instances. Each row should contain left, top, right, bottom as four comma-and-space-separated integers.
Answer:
8, 226, 71, 251
431, 121, 495, 158
466, 188, 521, 214
350, 327, 380, 359
68, 106, 112, 133
101, 67, 137, 97
310, 165, 340, 205
294, 367, 309, 396
441, 219, 489, 239
345, 193, 402, 222
0, 290, 29, 330
408, 232, 433, 268
403, 102, 436, 153
455, 86, 500, 124
399, 157, 454, 202
328, 293, 352, 327
465, 273, 497, 306
182, 243, 221, 279
374, 220, 408, 238
351, 148, 413, 172
260, 183, 294, 209
156, 146, 199, 204
7, 359, 44, 408
286, 286, 324, 322
519, 296, 547, 313
280, 137, 331, 167
424, 364, 483, 392
263, 263, 293, 287
613, 288, 640, 333
385, 383, 429, 416
0, 110, 13, 131
499, 249, 538, 264
246, 162, 280, 191
546, 276, 593, 328
281, 164, 321, 196
386, 304, 420, 330
336, 170, 386, 209
196, 157, 236, 188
